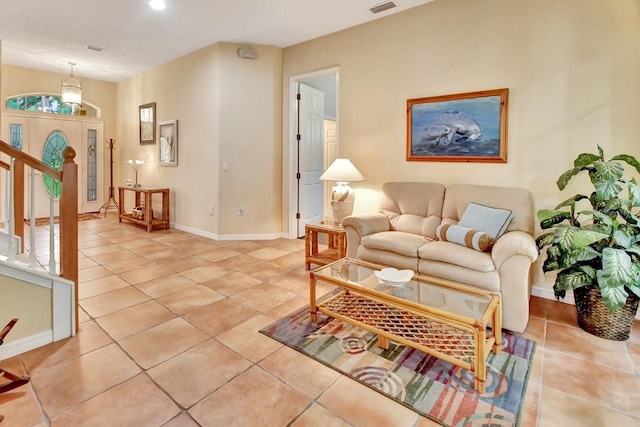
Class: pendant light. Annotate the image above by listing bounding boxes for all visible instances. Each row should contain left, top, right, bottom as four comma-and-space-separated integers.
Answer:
61, 62, 82, 106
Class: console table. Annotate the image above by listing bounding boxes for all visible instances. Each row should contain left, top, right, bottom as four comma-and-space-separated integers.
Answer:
118, 186, 170, 232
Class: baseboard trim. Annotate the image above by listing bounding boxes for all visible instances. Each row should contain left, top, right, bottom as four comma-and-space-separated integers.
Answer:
0, 330, 52, 362
171, 222, 286, 241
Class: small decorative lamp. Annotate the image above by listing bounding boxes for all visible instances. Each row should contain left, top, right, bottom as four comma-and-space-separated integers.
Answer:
61, 62, 82, 107
319, 158, 365, 225
127, 159, 144, 188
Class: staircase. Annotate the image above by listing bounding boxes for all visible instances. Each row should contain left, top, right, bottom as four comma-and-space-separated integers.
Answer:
0, 138, 78, 360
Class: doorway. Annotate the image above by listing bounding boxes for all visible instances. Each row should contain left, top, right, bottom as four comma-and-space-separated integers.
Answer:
288, 67, 339, 239
2, 114, 104, 219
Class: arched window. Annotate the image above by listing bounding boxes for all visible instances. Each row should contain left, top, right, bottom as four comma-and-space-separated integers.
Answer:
6, 95, 97, 117
42, 131, 68, 199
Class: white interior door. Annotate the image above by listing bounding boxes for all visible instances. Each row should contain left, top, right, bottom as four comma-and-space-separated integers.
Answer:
297, 83, 325, 237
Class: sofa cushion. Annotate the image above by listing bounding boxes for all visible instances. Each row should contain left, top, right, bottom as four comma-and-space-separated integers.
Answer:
435, 224, 493, 252
361, 231, 430, 258
379, 182, 445, 238
418, 259, 500, 292
442, 184, 534, 235
418, 240, 495, 272
458, 203, 514, 239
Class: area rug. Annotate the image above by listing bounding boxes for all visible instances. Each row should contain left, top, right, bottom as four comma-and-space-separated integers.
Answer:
260, 303, 535, 427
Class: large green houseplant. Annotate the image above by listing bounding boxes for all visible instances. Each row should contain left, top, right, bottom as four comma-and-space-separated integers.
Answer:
536, 146, 640, 340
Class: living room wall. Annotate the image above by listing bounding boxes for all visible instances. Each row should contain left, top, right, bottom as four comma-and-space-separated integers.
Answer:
282, 0, 640, 230
115, 43, 282, 237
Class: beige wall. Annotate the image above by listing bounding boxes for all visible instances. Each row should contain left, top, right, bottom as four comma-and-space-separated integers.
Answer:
0, 276, 52, 343
282, 0, 640, 227
115, 42, 282, 236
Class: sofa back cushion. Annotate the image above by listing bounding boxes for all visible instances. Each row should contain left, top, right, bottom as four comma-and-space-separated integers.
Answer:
441, 184, 534, 234
379, 182, 445, 238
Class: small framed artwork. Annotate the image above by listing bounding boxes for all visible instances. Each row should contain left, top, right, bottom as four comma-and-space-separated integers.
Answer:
158, 119, 178, 166
406, 88, 508, 163
139, 102, 156, 144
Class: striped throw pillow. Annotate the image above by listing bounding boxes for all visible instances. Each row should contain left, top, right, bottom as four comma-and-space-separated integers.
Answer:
436, 224, 494, 252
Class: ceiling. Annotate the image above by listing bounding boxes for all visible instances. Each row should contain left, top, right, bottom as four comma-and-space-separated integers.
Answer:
0, 0, 435, 83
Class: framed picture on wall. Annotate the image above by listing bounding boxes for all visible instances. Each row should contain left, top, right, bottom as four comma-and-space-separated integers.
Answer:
139, 102, 156, 144
406, 88, 508, 163
158, 119, 178, 166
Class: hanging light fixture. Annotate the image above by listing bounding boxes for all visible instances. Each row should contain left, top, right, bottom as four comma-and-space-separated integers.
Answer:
61, 62, 82, 106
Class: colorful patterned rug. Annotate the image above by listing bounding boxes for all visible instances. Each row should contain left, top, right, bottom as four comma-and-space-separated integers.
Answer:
260, 304, 535, 427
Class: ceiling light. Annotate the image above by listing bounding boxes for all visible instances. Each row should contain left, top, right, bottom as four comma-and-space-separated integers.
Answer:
148, 0, 166, 10
61, 62, 82, 106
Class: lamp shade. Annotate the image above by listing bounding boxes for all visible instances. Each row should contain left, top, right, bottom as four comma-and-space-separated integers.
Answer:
319, 158, 364, 182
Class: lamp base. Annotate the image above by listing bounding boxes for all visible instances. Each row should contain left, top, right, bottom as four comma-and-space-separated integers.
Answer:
330, 200, 354, 225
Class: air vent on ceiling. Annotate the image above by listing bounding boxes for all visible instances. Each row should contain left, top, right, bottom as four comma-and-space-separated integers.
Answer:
369, 1, 397, 14
85, 45, 104, 52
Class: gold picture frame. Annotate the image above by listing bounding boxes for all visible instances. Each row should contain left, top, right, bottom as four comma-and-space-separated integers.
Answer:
406, 88, 508, 163
139, 102, 156, 145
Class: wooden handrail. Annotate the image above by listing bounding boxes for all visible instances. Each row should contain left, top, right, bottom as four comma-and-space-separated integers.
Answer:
0, 138, 79, 334
0, 139, 61, 180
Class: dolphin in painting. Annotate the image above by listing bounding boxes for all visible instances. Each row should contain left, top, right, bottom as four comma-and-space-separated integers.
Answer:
436, 110, 482, 143
421, 123, 456, 146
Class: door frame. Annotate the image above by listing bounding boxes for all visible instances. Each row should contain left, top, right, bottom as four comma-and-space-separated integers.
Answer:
286, 66, 340, 239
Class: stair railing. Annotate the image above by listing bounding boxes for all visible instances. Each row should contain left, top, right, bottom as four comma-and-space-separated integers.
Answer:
0, 138, 78, 333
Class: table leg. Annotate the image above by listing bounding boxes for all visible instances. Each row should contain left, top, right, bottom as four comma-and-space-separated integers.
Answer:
305, 228, 311, 270
475, 327, 487, 393
309, 274, 317, 322
145, 192, 152, 232
377, 335, 389, 349
118, 187, 124, 222
492, 298, 502, 354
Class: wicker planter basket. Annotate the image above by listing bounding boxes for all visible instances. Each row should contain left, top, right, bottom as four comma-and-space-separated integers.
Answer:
573, 285, 639, 341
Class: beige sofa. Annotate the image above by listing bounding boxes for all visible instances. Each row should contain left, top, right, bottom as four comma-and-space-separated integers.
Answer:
342, 182, 539, 333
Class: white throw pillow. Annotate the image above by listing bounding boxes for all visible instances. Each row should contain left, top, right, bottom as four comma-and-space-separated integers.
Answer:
458, 202, 514, 239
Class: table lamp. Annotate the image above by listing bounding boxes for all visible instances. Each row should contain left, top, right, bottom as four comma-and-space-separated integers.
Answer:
319, 158, 365, 225
127, 159, 144, 187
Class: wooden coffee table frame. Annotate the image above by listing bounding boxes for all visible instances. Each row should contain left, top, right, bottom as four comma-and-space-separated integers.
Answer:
309, 258, 501, 393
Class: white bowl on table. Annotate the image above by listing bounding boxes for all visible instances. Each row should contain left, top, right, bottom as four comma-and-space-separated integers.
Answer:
374, 268, 414, 287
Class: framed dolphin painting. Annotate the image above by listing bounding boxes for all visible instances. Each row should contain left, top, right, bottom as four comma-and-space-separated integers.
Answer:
406, 88, 508, 162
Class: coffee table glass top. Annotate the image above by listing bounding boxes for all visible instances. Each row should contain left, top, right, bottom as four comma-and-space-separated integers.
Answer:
313, 258, 494, 321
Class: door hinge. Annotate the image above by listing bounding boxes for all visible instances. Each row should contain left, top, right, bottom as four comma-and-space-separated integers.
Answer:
296, 172, 301, 180
296, 212, 301, 219
297, 93, 301, 100
296, 134, 301, 141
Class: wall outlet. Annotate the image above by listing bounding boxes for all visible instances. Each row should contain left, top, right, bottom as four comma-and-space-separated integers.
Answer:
223, 162, 229, 172
209, 206, 215, 216
237, 207, 244, 216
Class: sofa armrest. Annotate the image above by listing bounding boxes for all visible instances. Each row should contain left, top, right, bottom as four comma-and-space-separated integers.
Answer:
342, 213, 390, 258
491, 231, 539, 270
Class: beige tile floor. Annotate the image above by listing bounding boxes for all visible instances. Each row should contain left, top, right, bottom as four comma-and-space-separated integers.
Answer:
1, 213, 640, 426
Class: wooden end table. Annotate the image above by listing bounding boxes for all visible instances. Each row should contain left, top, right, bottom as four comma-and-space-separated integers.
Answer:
305, 221, 346, 270
118, 186, 170, 232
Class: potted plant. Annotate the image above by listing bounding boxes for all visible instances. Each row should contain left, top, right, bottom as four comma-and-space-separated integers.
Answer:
536, 145, 640, 340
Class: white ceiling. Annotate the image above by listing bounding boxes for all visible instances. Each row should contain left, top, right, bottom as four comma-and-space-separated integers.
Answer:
0, 0, 435, 83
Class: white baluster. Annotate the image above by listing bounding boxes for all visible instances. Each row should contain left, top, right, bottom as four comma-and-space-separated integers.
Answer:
49, 187, 56, 274
7, 158, 16, 262
29, 168, 37, 268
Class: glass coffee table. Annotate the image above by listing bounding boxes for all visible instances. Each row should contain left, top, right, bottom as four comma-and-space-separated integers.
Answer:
309, 258, 502, 393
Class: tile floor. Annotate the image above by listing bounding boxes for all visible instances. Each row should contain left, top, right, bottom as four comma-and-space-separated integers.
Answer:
1, 213, 640, 426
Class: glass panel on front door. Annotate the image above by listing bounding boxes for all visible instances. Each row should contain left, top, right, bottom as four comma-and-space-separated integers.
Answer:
10, 124, 22, 150
87, 129, 97, 202
42, 130, 68, 199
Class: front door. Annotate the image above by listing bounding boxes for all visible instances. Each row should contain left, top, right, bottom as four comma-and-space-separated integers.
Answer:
2, 114, 103, 218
